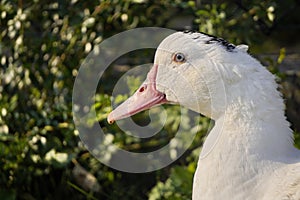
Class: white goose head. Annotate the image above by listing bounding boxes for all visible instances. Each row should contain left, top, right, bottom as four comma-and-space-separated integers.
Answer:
107, 31, 300, 200
108, 31, 255, 122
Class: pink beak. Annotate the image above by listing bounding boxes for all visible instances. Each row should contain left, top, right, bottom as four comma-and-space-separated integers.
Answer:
107, 64, 168, 124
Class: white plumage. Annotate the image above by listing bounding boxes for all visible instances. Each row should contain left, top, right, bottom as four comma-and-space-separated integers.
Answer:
108, 31, 300, 199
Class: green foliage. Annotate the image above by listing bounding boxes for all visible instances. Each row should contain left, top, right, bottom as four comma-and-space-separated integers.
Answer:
0, 0, 299, 199
263, 47, 286, 77
194, 0, 300, 44
148, 164, 195, 200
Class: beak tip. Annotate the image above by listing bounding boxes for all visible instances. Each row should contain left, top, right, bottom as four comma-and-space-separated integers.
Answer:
107, 113, 115, 124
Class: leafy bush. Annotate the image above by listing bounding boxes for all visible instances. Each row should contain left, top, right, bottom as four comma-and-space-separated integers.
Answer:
149, 164, 195, 200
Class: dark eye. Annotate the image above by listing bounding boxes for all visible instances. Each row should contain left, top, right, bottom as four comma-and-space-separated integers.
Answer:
173, 53, 185, 63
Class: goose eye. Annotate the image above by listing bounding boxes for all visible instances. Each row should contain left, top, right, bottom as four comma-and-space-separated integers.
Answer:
173, 53, 185, 63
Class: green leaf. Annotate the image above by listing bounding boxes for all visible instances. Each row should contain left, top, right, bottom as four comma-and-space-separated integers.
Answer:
0, 190, 16, 200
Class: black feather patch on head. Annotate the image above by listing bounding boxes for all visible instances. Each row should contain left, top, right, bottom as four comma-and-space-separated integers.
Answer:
183, 30, 236, 52
205, 37, 236, 52
183, 30, 198, 34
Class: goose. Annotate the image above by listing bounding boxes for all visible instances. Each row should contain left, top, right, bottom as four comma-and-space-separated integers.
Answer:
107, 31, 300, 200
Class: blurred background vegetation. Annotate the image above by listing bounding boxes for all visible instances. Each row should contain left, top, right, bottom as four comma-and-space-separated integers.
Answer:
1, 0, 300, 199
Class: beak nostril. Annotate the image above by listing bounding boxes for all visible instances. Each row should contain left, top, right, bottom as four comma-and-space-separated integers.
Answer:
139, 86, 146, 93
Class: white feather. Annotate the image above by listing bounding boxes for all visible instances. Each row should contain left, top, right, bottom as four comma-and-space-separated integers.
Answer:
154, 32, 300, 200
